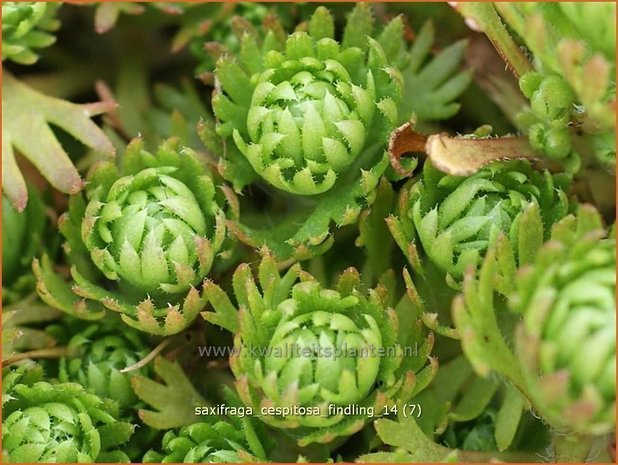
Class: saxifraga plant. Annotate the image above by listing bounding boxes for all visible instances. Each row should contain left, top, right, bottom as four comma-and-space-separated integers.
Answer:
58, 321, 151, 411
33, 137, 235, 335
209, 4, 403, 260
452, 205, 615, 460
202, 253, 436, 446
512, 218, 615, 437
142, 386, 273, 465
2, 364, 134, 463
388, 159, 571, 289
143, 422, 253, 463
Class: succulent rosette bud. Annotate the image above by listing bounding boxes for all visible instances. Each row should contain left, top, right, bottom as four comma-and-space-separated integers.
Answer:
2, 2, 61, 65
34, 138, 234, 335
453, 205, 615, 450
207, 5, 404, 260
202, 254, 435, 446
512, 227, 615, 435
389, 160, 571, 289
143, 421, 260, 463
58, 322, 151, 410
2, 364, 134, 463
214, 5, 400, 194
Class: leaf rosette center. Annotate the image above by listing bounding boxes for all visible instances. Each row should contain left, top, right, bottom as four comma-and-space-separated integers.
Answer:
259, 284, 383, 409
243, 50, 375, 191
84, 166, 212, 295
229, 32, 378, 196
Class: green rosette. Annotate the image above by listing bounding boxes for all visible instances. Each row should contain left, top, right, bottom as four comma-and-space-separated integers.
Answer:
58, 323, 151, 410
389, 159, 571, 289
33, 137, 234, 335
513, 227, 615, 435
2, 364, 134, 463
452, 205, 615, 450
202, 254, 435, 446
208, 4, 403, 260
143, 421, 258, 463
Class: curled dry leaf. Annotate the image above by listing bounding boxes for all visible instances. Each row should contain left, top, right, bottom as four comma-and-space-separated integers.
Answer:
388, 121, 561, 177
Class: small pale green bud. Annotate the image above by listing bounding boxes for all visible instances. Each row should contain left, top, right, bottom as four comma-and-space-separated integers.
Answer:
519, 71, 543, 99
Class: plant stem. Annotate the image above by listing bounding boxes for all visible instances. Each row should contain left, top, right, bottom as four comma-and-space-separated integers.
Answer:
2, 347, 71, 367
454, 3, 532, 79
